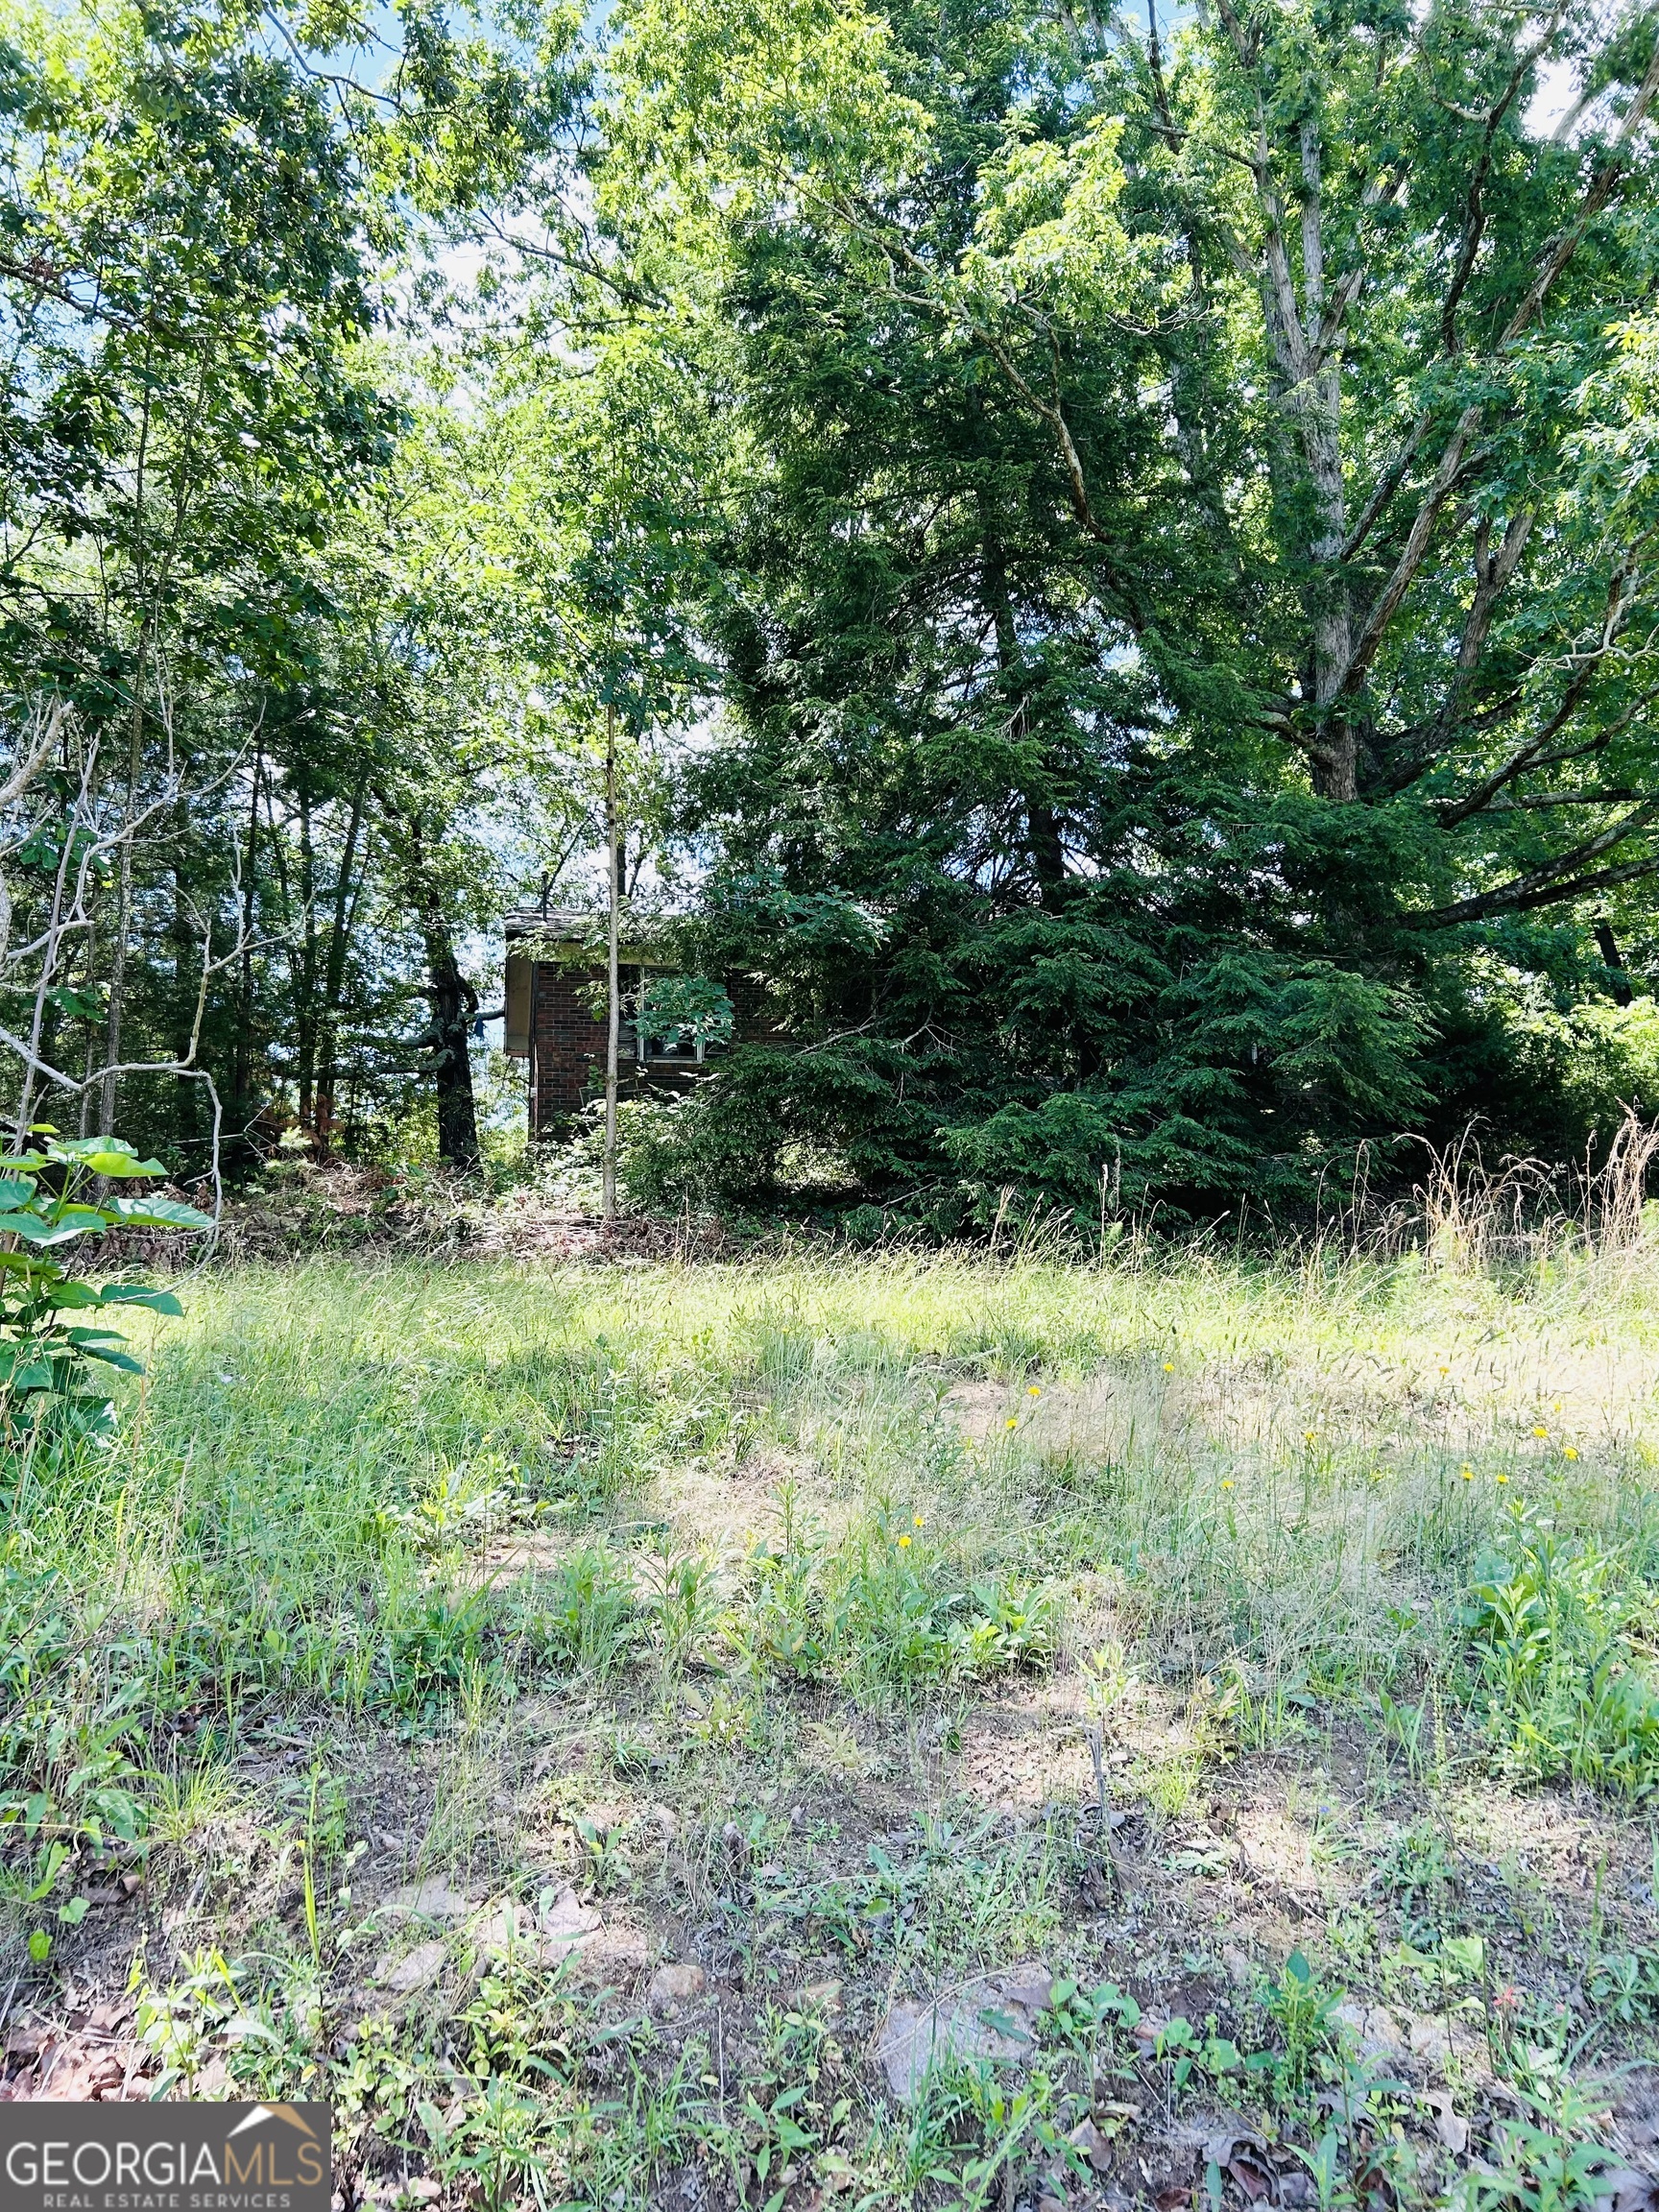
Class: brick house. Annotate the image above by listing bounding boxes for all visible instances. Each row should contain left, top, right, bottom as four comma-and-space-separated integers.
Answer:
502, 908, 720, 1137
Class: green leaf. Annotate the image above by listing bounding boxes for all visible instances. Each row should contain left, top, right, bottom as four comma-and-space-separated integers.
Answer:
57, 1895, 88, 1926
65, 1326, 129, 1346
0, 1176, 36, 1211
82, 1151, 167, 1178
108, 1196, 212, 1230
5, 1214, 90, 1246
0, 1249, 59, 1273
78, 1344, 144, 1373
98, 1285, 184, 1314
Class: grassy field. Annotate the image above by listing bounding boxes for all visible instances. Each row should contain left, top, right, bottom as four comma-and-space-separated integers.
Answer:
3, 1240, 1659, 2211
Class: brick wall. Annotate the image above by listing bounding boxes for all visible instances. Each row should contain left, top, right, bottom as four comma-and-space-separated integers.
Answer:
531, 961, 606, 1131
526, 958, 778, 1136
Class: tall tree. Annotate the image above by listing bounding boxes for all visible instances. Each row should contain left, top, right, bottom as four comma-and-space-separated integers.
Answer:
602, 0, 1659, 1220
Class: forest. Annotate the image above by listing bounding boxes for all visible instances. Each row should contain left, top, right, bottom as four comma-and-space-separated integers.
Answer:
8, 0, 1659, 1229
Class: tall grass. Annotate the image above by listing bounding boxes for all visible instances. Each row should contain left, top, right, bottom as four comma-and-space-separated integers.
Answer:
5, 1223, 1659, 1852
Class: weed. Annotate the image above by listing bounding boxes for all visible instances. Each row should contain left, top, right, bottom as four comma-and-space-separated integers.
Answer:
8, 1244, 1659, 2206
1261, 1948, 1347, 2095
1463, 1515, 1659, 1795
517, 1546, 637, 1676
642, 1546, 724, 1672
1584, 1945, 1659, 2024
1450, 2076, 1618, 2212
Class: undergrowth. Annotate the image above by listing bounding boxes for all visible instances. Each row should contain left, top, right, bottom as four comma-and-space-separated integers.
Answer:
2, 1242, 1658, 2210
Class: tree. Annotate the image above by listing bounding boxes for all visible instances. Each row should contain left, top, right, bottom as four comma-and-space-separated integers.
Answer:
454, 316, 717, 1200
601, 0, 1659, 1221
0, 0, 581, 1170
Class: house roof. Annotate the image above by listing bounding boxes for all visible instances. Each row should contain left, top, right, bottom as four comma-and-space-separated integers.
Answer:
503, 907, 677, 965
503, 907, 607, 943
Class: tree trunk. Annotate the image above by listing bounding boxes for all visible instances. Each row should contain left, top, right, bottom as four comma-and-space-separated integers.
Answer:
295, 784, 318, 1141
411, 818, 480, 1169
171, 802, 197, 1147
1302, 380, 1357, 802
981, 519, 1067, 902
1255, 119, 1358, 803
602, 702, 621, 1224
232, 747, 261, 1144
314, 772, 367, 1159
1596, 921, 1635, 1005
99, 700, 144, 1135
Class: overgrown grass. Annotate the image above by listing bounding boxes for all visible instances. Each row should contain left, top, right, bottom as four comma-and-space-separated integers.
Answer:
4, 1240, 1659, 2205
7, 1245, 1659, 1839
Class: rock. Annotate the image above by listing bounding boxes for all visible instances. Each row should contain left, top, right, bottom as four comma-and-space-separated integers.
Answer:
1222, 1944, 1252, 1986
376, 1941, 447, 1997
996, 1964, 1055, 2013
646, 1805, 678, 1841
386, 1879, 475, 1923
471, 1887, 604, 1968
877, 1963, 1053, 2104
565, 1926, 652, 1989
1334, 2002, 1405, 2056
1407, 2014, 1454, 2062
646, 1961, 708, 2012
539, 1886, 603, 1958
798, 1980, 844, 2016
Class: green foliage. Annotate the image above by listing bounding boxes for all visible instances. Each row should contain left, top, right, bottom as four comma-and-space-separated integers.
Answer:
594, 0, 1659, 1221
517, 1545, 640, 1676
0, 1129, 206, 1444
733, 1494, 1054, 1695
1462, 1516, 1659, 1797
1260, 1949, 1347, 2096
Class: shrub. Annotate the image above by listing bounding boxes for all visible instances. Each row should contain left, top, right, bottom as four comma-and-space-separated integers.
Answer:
1461, 1515, 1659, 1796
0, 1129, 208, 1448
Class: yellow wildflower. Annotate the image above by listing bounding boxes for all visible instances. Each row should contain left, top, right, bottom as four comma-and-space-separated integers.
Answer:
1497, 1473, 1509, 1485
1221, 1478, 1235, 1491
913, 1512, 926, 1527
1028, 1383, 1041, 1396
1532, 1427, 1548, 1438
1005, 1417, 1018, 1431
898, 1533, 912, 1548
1460, 1466, 1474, 1481
1163, 1361, 1174, 1372
1563, 1446, 1578, 1461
